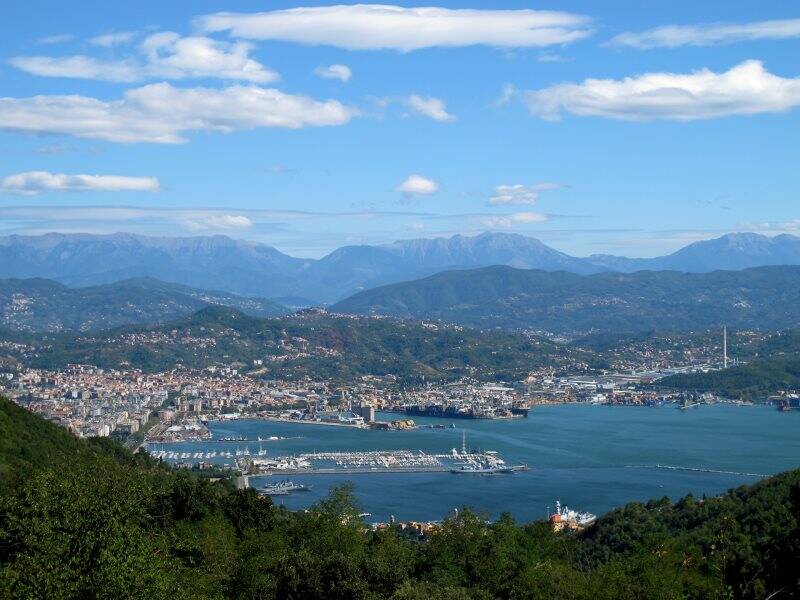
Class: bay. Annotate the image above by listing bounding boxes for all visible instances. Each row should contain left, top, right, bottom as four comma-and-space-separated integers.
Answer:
149, 404, 800, 523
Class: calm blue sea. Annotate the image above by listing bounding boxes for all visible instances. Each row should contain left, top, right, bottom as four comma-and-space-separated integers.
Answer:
148, 404, 800, 523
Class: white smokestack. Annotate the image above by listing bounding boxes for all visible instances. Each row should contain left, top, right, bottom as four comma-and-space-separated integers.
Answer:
723, 326, 728, 369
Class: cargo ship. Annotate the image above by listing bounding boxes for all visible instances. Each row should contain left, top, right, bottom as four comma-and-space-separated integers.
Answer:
406, 404, 525, 419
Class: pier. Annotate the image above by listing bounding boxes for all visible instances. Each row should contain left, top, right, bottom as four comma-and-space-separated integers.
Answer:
257, 466, 452, 475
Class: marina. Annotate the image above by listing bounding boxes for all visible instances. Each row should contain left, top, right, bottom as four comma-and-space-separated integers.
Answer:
242, 447, 528, 476
149, 429, 529, 476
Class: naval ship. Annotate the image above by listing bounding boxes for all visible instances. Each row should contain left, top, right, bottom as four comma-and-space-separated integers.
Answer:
260, 480, 312, 495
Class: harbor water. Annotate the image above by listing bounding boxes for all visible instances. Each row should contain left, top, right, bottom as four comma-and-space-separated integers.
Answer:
148, 404, 800, 523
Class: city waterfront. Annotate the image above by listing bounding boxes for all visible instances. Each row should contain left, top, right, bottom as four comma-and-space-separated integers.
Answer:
149, 403, 800, 522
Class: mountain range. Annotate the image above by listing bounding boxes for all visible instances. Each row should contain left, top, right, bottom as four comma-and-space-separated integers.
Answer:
333, 265, 800, 334
3, 231, 800, 303
0, 277, 286, 332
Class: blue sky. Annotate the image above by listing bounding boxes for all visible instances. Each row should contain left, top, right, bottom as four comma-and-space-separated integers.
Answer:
0, 0, 798, 257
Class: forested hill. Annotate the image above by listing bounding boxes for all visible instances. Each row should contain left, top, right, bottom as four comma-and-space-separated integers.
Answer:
333, 265, 800, 334
0, 277, 287, 332
2, 394, 800, 598
7, 306, 599, 382
658, 355, 800, 399
0, 392, 88, 490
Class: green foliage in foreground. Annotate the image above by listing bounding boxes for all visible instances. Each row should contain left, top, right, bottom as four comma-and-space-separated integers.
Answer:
1, 395, 799, 599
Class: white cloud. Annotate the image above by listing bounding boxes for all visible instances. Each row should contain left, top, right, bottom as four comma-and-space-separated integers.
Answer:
494, 84, 517, 107
9, 55, 142, 83
35, 34, 74, 45
314, 64, 351, 82
610, 18, 800, 49
745, 220, 800, 234
198, 5, 593, 51
479, 212, 548, 229
396, 174, 439, 197
183, 214, 253, 231
526, 60, 800, 121
0, 171, 159, 195
489, 183, 562, 206
90, 31, 137, 47
0, 83, 356, 144
537, 52, 569, 63
139, 32, 278, 83
10, 32, 278, 83
405, 95, 456, 122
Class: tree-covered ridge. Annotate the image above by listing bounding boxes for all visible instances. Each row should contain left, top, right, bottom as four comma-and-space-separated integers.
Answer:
9, 306, 598, 383
332, 265, 800, 334
658, 356, 800, 399
1, 395, 799, 598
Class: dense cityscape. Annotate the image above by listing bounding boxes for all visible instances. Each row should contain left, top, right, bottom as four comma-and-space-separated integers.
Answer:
3, 324, 795, 447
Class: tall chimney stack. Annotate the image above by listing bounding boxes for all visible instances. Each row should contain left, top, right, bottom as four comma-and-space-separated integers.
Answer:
723, 326, 728, 369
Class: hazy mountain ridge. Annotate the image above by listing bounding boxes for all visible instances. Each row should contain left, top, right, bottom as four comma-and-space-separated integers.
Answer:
2, 231, 800, 303
0, 232, 311, 298
332, 265, 800, 334
0, 277, 287, 332
587, 232, 800, 272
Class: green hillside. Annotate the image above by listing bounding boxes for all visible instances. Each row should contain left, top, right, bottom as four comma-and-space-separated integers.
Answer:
2, 395, 800, 598
0, 395, 84, 491
333, 265, 800, 334
11, 306, 598, 383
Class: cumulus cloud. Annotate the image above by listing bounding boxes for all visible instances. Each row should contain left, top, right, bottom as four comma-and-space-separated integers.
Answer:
90, 31, 137, 47
405, 95, 456, 122
396, 174, 439, 197
479, 212, 548, 229
139, 32, 278, 82
525, 60, 800, 121
0, 171, 159, 195
0, 83, 356, 144
314, 64, 351, 82
610, 18, 800, 49
489, 183, 562, 206
183, 214, 253, 231
198, 5, 593, 51
10, 32, 278, 83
